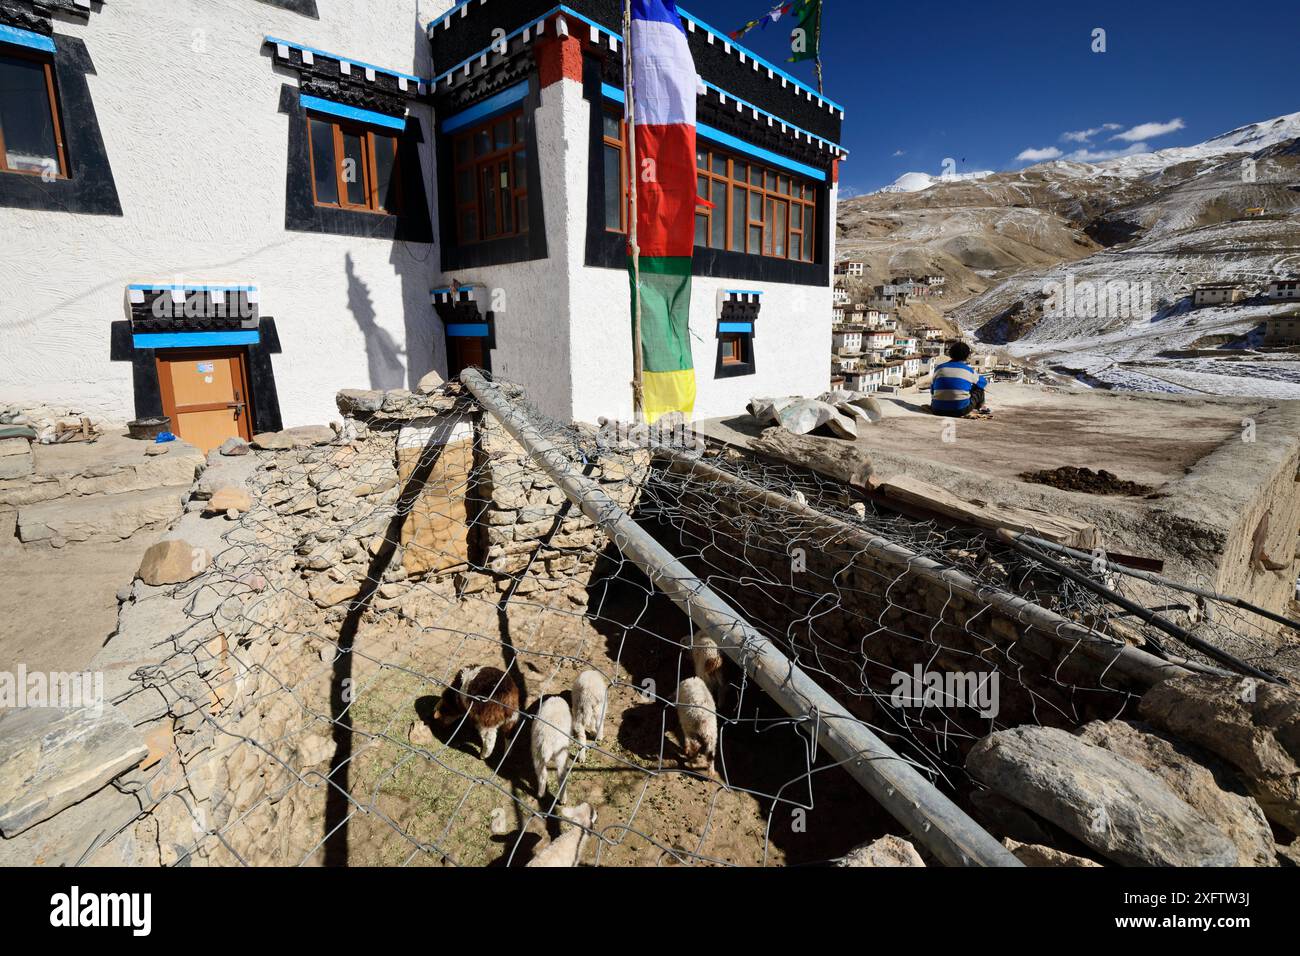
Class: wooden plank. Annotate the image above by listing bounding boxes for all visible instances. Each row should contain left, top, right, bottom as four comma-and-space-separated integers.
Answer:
869, 473, 1098, 550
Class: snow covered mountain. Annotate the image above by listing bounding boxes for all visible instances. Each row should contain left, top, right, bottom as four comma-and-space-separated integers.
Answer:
875, 170, 995, 193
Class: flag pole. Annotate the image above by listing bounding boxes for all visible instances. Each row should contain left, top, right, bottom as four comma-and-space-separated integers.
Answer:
624, 0, 645, 424
814, 0, 825, 94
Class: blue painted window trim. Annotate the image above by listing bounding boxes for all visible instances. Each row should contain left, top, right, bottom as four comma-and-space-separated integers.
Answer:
265, 36, 425, 84
600, 84, 829, 180
129, 284, 257, 292
301, 94, 407, 131
133, 331, 260, 349
719, 321, 754, 334
0, 23, 56, 54
446, 323, 489, 338
441, 81, 528, 134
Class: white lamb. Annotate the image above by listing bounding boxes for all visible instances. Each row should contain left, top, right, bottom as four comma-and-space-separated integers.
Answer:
675, 677, 718, 770
571, 670, 608, 760
691, 634, 725, 709
525, 802, 598, 867
531, 695, 573, 796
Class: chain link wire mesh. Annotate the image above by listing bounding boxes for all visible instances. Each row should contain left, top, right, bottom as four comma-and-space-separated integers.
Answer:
104, 376, 1294, 867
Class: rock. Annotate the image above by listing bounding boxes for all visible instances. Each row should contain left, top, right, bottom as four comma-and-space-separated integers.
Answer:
0, 704, 148, 837
0, 439, 33, 480
408, 720, 435, 748
380, 389, 415, 412
777, 399, 837, 435
336, 390, 384, 417
137, 539, 209, 586
1002, 838, 1102, 867
143, 444, 168, 456
1077, 719, 1275, 866
966, 725, 1238, 866
296, 734, 334, 767
308, 576, 361, 608
251, 426, 335, 450
834, 835, 925, 867
1139, 675, 1300, 835
204, 487, 253, 514
417, 370, 445, 394
218, 437, 250, 456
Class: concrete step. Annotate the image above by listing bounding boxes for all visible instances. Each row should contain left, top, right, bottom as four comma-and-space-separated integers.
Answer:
18, 485, 190, 544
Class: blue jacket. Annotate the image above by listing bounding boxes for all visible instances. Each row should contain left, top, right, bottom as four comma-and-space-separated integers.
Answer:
930, 361, 988, 414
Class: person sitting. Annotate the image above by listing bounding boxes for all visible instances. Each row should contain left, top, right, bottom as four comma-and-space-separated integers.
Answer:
930, 342, 988, 417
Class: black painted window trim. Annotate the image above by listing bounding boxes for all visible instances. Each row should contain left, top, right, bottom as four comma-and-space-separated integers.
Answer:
435, 75, 548, 271
581, 54, 829, 287
714, 330, 757, 378
253, 0, 320, 17
280, 85, 433, 243
0, 33, 121, 216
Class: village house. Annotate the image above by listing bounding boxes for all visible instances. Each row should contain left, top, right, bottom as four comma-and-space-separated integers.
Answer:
832, 306, 845, 323
0, 0, 846, 447
832, 284, 849, 305
1267, 279, 1300, 302
1263, 313, 1300, 347
894, 335, 919, 353
865, 329, 896, 353
844, 366, 885, 392
835, 260, 866, 278
1192, 283, 1247, 308
832, 328, 864, 355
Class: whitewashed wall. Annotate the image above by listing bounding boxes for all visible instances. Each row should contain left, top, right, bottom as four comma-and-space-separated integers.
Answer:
0, 0, 453, 427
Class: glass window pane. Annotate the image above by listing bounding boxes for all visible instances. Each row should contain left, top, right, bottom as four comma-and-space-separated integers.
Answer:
341, 131, 367, 206
309, 119, 338, 205
373, 135, 398, 213
494, 118, 511, 151
474, 127, 491, 156
499, 160, 513, 233
749, 191, 762, 221
734, 162, 748, 184
454, 134, 471, 166
731, 186, 745, 251
749, 225, 761, 251
791, 234, 802, 260
514, 150, 527, 192
697, 174, 707, 201
764, 199, 774, 254
697, 149, 707, 169
710, 179, 725, 249
774, 202, 786, 257
792, 204, 803, 229
766, 171, 777, 191
0, 56, 59, 174
482, 165, 499, 237
603, 144, 623, 231
778, 175, 788, 195
749, 165, 762, 185
695, 213, 707, 248
603, 112, 621, 140
513, 114, 524, 143
456, 168, 473, 202
711, 154, 726, 175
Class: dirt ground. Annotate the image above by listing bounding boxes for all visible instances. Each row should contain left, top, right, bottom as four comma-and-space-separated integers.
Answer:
0, 531, 162, 673
326, 571, 892, 867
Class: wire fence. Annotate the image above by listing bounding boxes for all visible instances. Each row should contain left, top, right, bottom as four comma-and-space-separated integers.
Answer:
109, 375, 1295, 867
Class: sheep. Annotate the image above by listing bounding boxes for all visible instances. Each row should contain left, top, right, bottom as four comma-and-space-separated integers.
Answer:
571, 670, 608, 760
690, 634, 726, 710
531, 695, 573, 796
675, 676, 718, 770
525, 802, 597, 867
432, 665, 521, 760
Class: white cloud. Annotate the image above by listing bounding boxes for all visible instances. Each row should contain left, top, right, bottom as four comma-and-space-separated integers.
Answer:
1016, 146, 1063, 162
1111, 118, 1185, 142
1065, 142, 1150, 162
892, 149, 905, 157
1061, 123, 1122, 143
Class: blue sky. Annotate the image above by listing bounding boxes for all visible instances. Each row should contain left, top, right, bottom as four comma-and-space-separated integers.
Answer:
681, 0, 1299, 194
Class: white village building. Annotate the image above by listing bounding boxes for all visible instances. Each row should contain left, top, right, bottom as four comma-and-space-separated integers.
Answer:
0, 0, 846, 450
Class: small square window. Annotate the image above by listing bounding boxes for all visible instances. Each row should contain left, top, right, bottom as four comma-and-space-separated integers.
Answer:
0, 49, 67, 178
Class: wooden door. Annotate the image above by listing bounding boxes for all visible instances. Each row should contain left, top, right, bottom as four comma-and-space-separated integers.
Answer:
156, 348, 253, 453
449, 337, 485, 378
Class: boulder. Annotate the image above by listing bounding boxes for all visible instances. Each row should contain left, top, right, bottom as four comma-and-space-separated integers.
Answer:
966, 725, 1238, 866
218, 437, 250, 456
0, 438, 33, 480
1077, 719, 1275, 866
204, 486, 253, 515
1002, 838, 1102, 867
335, 389, 384, 418
777, 399, 837, 436
251, 426, 335, 450
834, 835, 925, 867
137, 538, 209, 586
1139, 675, 1300, 835
416, 370, 445, 394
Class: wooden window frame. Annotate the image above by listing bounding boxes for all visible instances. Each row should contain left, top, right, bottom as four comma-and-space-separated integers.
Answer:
693, 145, 816, 263
306, 112, 401, 215
720, 332, 747, 365
450, 108, 528, 245
0, 47, 69, 179
602, 106, 629, 234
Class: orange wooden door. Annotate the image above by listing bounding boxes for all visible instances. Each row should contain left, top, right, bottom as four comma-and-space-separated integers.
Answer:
449, 337, 485, 377
156, 349, 253, 453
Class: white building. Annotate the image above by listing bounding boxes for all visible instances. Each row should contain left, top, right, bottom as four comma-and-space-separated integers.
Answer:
833, 329, 863, 354
844, 366, 884, 392
1192, 283, 1246, 308
865, 330, 895, 352
835, 260, 865, 278
832, 284, 849, 305
0, 0, 847, 448
832, 307, 845, 323
894, 335, 919, 353
1267, 279, 1300, 302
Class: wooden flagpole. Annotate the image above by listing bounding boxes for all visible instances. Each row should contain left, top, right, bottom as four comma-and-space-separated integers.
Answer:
624, 0, 645, 424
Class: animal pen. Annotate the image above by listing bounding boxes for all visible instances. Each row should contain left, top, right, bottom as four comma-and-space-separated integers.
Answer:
65, 371, 1298, 868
